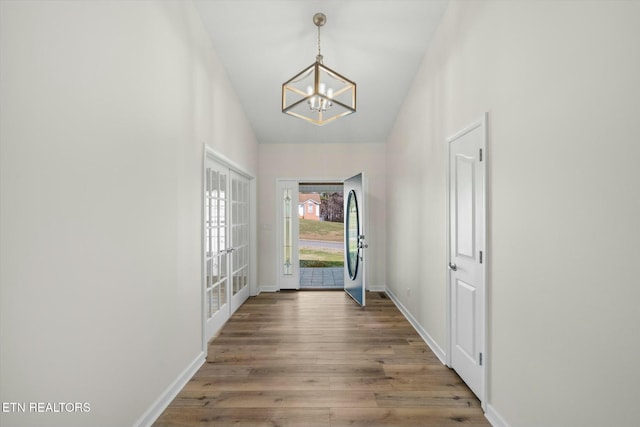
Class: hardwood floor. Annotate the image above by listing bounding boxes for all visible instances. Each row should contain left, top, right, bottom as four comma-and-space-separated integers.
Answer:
153, 291, 490, 427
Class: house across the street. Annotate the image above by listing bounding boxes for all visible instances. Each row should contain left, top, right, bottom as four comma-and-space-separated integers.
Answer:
298, 193, 321, 221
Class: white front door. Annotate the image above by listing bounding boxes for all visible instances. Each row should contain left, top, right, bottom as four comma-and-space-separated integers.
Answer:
344, 173, 366, 306
448, 115, 486, 400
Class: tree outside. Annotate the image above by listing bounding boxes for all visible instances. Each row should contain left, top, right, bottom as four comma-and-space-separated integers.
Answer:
320, 192, 343, 223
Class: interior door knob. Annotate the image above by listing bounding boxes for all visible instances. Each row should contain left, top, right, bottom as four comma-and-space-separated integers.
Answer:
448, 263, 457, 271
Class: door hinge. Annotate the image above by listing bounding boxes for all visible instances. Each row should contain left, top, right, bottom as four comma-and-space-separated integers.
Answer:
479, 352, 483, 366
479, 148, 483, 162
479, 251, 483, 264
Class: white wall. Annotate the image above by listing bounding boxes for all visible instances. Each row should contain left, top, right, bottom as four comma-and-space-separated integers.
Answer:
0, 2, 257, 427
386, 1, 640, 426
258, 143, 386, 291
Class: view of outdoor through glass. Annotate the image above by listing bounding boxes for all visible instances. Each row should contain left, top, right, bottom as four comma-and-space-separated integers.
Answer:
346, 190, 359, 280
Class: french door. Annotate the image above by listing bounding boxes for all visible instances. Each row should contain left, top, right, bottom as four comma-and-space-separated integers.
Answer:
344, 173, 366, 306
229, 170, 250, 313
448, 115, 487, 401
204, 154, 252, 342
204, 160, 230, 339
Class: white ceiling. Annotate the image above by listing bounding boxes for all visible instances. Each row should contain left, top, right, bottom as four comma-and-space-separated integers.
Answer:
193, 0, 449, 144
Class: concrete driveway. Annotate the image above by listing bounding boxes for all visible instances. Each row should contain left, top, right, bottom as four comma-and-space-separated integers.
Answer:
299, 239, 343, 250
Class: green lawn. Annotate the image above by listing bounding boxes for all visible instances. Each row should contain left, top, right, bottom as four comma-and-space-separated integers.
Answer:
299, 219, 344, 242
298, 219, 344, 267
299, 248, 344, 268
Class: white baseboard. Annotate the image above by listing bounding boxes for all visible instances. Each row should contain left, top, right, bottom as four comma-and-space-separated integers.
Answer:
385, 288, 447, 365
485, 404, 511, 427
134, 351, 205, 427
259, 284, 387, 292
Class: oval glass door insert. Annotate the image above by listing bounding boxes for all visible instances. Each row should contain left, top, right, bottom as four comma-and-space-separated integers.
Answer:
346, 189, 359, 280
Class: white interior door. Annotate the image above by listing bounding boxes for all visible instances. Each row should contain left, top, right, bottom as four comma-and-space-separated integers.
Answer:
448, 116, 486, 401
230, 170, 251, 312
204, 159, 230, 340
344, 173, 366, 306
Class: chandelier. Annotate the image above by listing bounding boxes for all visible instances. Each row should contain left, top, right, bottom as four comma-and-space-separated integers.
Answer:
282, 13, 356, 126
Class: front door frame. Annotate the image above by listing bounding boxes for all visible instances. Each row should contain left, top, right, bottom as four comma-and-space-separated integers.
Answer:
275, 177, 347, 291
445, 113, 489, 409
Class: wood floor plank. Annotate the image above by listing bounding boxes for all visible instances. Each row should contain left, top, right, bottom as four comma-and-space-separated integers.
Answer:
184, 376, 330, 391
248, 363, 386, 377
153, 291, 490, 427
375, 391, 480, 408
329, 375, 394, 391
330, 407, 490, 427
174, 390, 378, 408
155, 408, 331, 427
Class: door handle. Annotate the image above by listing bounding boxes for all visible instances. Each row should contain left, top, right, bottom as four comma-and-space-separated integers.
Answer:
448, 263, 457, 271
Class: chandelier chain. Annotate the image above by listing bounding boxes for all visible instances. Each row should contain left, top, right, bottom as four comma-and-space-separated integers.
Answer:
317, 24, 322, 62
